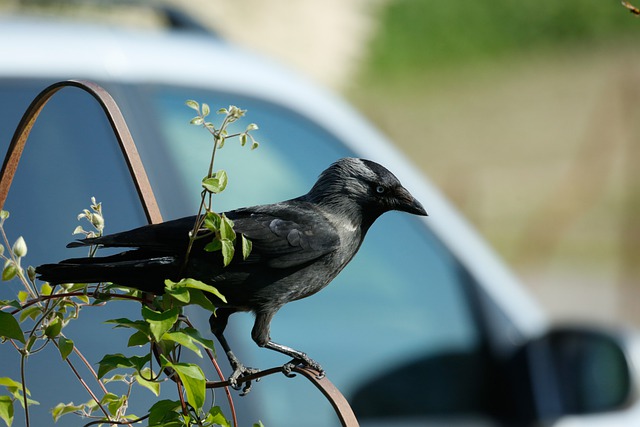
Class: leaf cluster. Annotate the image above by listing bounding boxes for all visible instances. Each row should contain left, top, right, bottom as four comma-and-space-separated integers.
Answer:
183, 100, 258, 270
0, 99, 264, 427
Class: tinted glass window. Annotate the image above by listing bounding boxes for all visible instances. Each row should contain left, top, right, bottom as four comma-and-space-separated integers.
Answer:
137, 86, 492, 426
0, 81, 160, 425
0, 81, 496, 426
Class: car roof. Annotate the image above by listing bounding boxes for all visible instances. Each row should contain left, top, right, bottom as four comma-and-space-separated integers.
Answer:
0, 15, 546, 337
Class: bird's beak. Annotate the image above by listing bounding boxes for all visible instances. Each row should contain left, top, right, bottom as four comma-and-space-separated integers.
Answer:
395, 186, 428, 216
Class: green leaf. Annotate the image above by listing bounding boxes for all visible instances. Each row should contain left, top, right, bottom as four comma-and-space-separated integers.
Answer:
141, 306, 179, 342
0, 312, 24, 344
201, 170, 228, 194
242, 235, 252, 260
18, 306, 40, 323
97, 353, 151, 379
106, 318, 150, 334
44, 317, 62, 339
161, 357, 205, 410
201, 103, 210, 117
204, 239, 222, 253
102, 374, 128, 384
165, 284, 190, 304
134, 368, 160, 396
40, 282, 52, 296
219, 214, 235, 241
148, 400, 182, 425
251, 140, 260, 150
190, 116, 204, 125
51, 402, 84, 422
101, 392, 127, 417
181, 327, 215, 353
2, 263, 17, 282
0, 300, 20, 310
187, 289, 217, 312
0, 377, 26, 394
203, 211, 221, 232
253, 421, 265, 427
61, 282, 89, 293
162, 331, 202, 357
166, 278, 226, 304
246, 123, 259, 132
16, 292, 27, 303
207, 406, 231, 427
185, 99, 199, 111
0, 396, 13, 427
127, 330, 149, 347
162, 328, 214, 357
58, 336, 74, 360
221, 239, 235, 267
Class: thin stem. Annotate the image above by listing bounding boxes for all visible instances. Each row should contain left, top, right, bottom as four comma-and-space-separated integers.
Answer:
183, 118, 222, 271
8, 291, 145, 315
20, 353, 29, 426
55, 340, 111, 420
0, 226, 37, 299
207, 346, 238, 427
72, 345, 109, 395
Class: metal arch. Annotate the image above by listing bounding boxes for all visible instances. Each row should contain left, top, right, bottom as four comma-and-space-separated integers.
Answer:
0, 80, 360, 427
204, 365, 360, 427
0, 79, 163, 224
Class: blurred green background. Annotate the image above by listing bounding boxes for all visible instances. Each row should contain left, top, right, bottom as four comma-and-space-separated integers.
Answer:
3, 0, 640, 326
348, 0, 640, 327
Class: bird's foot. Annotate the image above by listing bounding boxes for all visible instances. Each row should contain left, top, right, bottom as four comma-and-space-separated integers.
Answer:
228, 362, 260, 395
282, 356, 325, 380
226, 351, 260, 395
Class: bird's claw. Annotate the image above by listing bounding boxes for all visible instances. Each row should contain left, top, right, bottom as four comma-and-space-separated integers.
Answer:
282, 361, 298, 378
228, 363, 259, 396
282, 357, 325, 380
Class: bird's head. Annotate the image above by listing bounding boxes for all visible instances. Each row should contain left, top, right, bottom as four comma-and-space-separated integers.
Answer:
308, 158, 427, 225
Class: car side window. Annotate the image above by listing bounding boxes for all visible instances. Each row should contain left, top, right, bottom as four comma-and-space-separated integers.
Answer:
145, 87, 494, 426
0, 81, 158, 426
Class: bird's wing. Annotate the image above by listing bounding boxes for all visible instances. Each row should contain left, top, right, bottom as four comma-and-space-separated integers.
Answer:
229, 202, 341, 269
68, 202, 341, 269
67, 216, 197, 251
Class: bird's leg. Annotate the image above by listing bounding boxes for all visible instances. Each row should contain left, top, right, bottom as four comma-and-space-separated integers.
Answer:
252, 310, 325, 379
264, 341, 325, 378
209, 310, 258, 394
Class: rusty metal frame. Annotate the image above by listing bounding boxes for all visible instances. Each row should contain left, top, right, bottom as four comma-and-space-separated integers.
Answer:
0, 79, 163, 224
0, 80, 359, 426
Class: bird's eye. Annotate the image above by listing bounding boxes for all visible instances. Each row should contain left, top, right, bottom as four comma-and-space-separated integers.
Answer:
376, 185, 385, 194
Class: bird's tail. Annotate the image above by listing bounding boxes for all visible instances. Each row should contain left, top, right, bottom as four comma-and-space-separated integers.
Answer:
36, 251, 177, 294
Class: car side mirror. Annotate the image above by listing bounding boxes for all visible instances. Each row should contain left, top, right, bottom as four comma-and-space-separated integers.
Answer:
514, 325, 637, 420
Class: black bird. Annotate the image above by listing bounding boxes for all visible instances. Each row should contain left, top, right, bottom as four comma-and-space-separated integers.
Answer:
37, 158, 427, 389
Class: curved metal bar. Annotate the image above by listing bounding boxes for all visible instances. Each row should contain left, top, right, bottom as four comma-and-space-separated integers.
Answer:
0, 79, 163, 224
205, 365, 360, 427
290, 365, 360, 427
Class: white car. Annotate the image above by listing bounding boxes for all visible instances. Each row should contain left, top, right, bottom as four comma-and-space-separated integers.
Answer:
0, 9, 638, 427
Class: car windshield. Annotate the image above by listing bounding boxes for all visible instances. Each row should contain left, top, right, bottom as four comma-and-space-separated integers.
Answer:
0, 80, 494, 426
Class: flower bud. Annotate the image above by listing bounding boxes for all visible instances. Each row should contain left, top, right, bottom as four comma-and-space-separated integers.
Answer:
12, 236, 27, 257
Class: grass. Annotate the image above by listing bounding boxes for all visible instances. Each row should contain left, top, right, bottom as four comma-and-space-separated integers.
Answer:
361, 0, 640, 82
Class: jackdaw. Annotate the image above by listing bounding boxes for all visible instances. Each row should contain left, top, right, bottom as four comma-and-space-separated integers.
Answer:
37, 158, 427, 389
